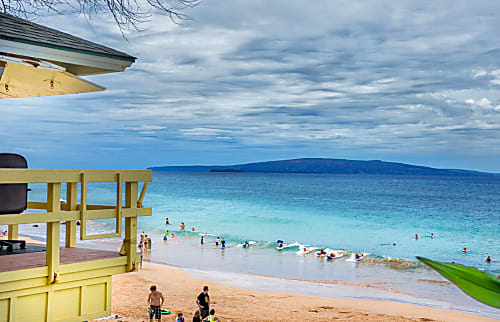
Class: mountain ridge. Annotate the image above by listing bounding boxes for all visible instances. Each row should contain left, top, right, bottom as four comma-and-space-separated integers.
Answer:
149, 158, 497, 176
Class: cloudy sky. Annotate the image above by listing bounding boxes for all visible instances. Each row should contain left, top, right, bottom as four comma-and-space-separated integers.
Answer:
2, 0, 500, 171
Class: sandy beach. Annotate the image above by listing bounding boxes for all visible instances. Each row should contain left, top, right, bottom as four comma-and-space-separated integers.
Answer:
109, 261, 496, 322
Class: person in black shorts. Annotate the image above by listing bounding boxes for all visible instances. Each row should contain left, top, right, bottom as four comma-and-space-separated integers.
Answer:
196, 285, 210, 318
148, 285, 164, 321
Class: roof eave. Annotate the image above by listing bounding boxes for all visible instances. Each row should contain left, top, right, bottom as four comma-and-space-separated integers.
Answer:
0, 38, 135, 76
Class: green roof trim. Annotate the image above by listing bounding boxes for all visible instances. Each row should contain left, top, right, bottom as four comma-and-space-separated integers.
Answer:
0, 34, 136, 63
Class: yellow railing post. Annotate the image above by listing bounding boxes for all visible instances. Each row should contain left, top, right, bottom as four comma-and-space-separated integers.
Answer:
65, 182, 78, 247
124, 182, 138, 271
7, 224, 18, 240
46, 182, 61, 285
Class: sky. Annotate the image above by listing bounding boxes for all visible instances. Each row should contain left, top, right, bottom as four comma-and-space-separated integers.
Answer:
1, 0, 500, 172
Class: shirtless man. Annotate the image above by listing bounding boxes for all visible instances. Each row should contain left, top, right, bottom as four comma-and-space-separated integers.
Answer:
148, 285, 165, 321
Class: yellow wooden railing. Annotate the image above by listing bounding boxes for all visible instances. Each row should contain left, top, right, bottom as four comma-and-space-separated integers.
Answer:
0, 169, 152, 279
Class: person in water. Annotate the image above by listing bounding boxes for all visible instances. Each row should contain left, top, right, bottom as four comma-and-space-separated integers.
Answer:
329, 252, 336, 258
355, 253, 362, 260
163, 231, 169, 241
486, 256, 492, 263
180, 222, 185, 230
192, 227, 196, 232
204, 309, 220, 322
430, 233, 434, 238
243, 241, 249, 248
215, 237, 220, 246
414, 234, 418, 240
463, 247, 467, 253
171, 232, 175, 238
221, 238, 226, 248
319, 249, 326, 255
165, 217, 170, 225
278, 242, 283, 248
200, 235, 204, 245
303, 247, 307, 253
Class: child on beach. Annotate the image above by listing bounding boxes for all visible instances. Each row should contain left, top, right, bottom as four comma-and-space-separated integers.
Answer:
176, 313, 185, 322
138, 243, 144, 269
193, 310, 201, 322
221, 238, 226, 248
203, 309, 220, 322
201, 235, 204, 245
215, 237, 220, 246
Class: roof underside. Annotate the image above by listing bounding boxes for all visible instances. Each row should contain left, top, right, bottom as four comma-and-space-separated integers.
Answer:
0, 13, 136, 62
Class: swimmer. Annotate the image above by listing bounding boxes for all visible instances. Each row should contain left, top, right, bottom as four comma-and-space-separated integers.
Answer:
165, 217, 170, 225
430, 233, 434, 238
163, 231, 169, 241
180, 222, 185, 230
463, 247, 467, 253
171, 232, 175, 238
392, 243, 396, 246
414, 234, 418, 240
319, 249, 326, 255
215, 237, 220, 246
243, 241, 250, 248
486, 256, 491, 263
329, 253, 335, 258
192, 227, 195, 232
355, 253, 362, 260
221, 238, 226, 248
200, 235, 204, 245
278, 242, 283, 248
303, 247, 307, 253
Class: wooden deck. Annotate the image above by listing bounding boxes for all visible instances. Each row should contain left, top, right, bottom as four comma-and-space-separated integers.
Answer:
0, 245, 121, 272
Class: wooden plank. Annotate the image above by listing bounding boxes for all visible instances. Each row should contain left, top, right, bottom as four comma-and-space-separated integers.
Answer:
46, 183, 61, 285
80, 172, 87, 241
125, 182, 138, 271
116, 172, 122, 235
138, 182, 149, 208
66, 182, 78, 247
8, 224, 18, 240
0, 208, 151, 226
0, 169, 152, 183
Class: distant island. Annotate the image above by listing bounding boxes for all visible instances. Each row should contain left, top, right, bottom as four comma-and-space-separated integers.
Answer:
148, 158, 497, 176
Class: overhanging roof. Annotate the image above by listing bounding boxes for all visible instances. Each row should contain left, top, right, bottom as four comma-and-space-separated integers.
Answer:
0, 13, 137, 97
0, 13, 135, 62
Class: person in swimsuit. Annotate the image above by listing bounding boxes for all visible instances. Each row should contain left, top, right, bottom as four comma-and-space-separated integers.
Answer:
243, 241, 249, 248
319, 249, 326, 255
180, 222, 185, 230
221, 238, 226, 248
165, 217, 170, 225
486, 256, 492, 263
414, 234, 418, 240
148, 285, 164, 322
215, 237, 220, 246
201, 235, 204, 245
463, 247, 467, 253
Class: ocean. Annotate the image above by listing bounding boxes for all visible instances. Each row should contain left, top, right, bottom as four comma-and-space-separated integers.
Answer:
9, 172, 500, 318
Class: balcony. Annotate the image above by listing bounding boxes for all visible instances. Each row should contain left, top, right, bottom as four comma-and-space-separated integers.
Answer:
0, 169, 152, 321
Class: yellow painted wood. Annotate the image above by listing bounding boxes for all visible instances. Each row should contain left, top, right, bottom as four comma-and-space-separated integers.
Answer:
66, 182, 78, 248
47, 183, 61, 286
116, 172, 123, 235
0, 169, 152, 183
138, 181, 149, 208
0, 267, 48, 284
7, 224, 18, 240
125, 182, 138, 271
0, 208, 151, 226
80, 172, 87, 241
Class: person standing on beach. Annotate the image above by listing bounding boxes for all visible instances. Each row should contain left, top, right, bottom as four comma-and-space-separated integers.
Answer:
201, 235, 204, 245
148, 285, 164, 322
221, 238, 226, 248
196, 286, 210, 319
138, 243, 144, 269
215, 237, 220, 246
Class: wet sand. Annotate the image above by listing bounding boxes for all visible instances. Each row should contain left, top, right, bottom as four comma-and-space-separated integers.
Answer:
110, 261, 496, 321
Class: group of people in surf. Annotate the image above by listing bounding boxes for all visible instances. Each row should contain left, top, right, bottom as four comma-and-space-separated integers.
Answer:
413, 233, 493, 263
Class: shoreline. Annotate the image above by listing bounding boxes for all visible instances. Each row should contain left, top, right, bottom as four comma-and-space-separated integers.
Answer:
5, 234, 498, 321
111, 261, 497, 321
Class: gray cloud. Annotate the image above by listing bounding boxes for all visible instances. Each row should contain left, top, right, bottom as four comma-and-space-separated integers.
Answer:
1, 0, 500, 171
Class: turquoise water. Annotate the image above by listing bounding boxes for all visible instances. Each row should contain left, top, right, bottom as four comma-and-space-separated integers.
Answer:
142, 172, 499, 273
9, 172, 500, 317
